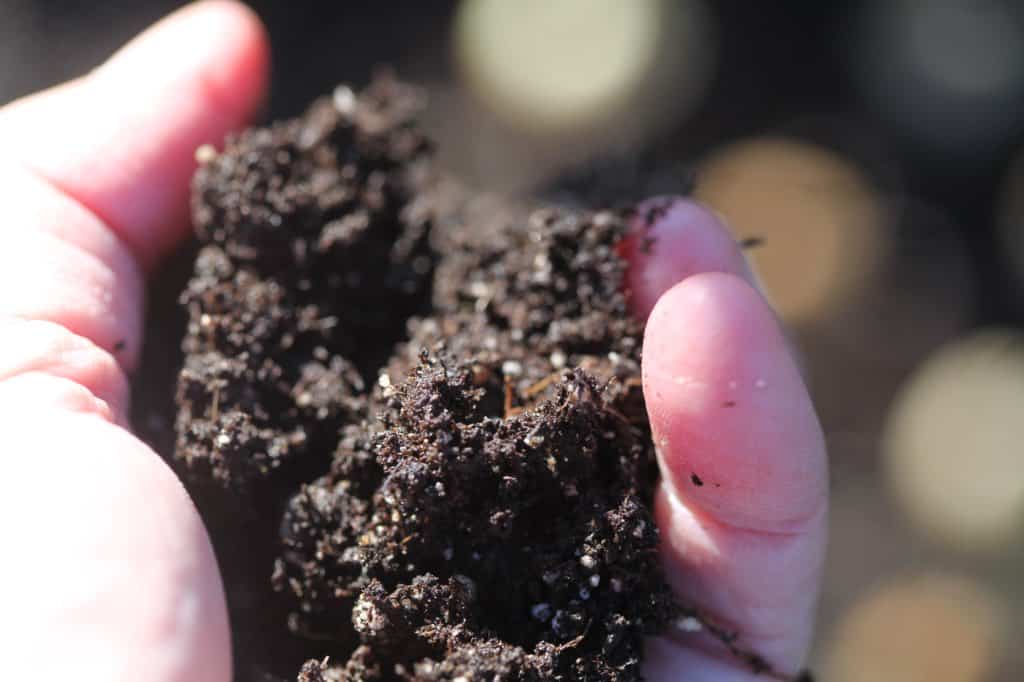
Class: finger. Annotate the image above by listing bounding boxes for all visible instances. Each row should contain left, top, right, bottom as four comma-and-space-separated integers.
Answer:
0, 405, 231, 681
0, 165, 147, 372
0, 319, 130, 425
0, 0, 269, 271
0, 0, 269, 376
621, 197, 756, 319
643, 273, 828, 672
621, 198, 827, 673
645, 275, 826, 529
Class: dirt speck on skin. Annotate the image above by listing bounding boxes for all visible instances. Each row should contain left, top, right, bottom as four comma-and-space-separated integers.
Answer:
169, 76, 806, 681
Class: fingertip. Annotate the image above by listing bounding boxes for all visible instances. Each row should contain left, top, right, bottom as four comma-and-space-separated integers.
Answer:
99, 0, 271, 112
89, 0, 271, 264
187, 0, 272, 114
623, 197, 754, 320
1, 0, 271, 271
643, 272, 826, 531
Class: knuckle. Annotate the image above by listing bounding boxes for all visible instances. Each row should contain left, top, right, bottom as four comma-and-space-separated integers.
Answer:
0, 372, 117, 423
0, 318, 129, 418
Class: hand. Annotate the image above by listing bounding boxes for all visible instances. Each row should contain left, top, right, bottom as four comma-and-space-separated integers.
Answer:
0, 3, 267, 679
0, 3, 827, 680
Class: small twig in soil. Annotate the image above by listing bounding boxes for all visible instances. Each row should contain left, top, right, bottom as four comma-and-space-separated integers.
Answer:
503, 376, 524, 418
524, 371, 564, 398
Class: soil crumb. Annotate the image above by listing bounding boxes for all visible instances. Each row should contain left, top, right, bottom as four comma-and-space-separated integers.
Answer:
176, 75, 435, 488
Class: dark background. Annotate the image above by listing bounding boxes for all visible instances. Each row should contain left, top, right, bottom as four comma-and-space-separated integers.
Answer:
4, 1, 1023, 679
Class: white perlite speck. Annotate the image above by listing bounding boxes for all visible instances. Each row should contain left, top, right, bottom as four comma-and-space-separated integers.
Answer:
194, 144, 217, 164
675, 616, 703, 633
332, 85, 356, 115
502, 360, 523, 376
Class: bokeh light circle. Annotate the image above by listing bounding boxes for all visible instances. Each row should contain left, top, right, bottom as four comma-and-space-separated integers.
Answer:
694, 137, 886, 324
883, 330, 1024, 552
453, 0, 713, 137
825, 573, 1002, 682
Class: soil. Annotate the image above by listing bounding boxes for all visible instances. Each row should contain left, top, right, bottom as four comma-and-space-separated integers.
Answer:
159, 75, 806, 681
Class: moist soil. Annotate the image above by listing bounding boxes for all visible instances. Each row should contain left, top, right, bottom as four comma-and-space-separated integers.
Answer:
144, 75, 799, 681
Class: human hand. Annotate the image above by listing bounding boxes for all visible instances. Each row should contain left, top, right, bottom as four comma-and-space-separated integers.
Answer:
0, 3, 826, 680
0, 3, 268, 679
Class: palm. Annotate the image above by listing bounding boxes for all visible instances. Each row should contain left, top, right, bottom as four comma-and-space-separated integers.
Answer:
0, 4, 826, 680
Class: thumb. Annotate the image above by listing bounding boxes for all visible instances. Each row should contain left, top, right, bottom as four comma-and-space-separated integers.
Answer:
0, 2, 270, 679
0, 400, 232, 681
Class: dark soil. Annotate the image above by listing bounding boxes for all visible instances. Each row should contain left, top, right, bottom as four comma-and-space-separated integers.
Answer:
166, 76, 800, 681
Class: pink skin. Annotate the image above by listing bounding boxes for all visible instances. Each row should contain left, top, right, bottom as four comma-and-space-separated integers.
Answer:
0, 5, 826, 680
621, 199, 757, 321
0, 3, 267, 680
626, 199, 827, 680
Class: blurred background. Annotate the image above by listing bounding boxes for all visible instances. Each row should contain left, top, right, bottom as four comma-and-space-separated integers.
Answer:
4, 0, 1023, 679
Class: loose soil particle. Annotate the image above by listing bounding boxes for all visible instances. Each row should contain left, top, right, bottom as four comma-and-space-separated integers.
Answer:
171, 76, 809, 681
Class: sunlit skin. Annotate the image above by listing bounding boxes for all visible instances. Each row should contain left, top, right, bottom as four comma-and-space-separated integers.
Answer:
0, 3, 827, 679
